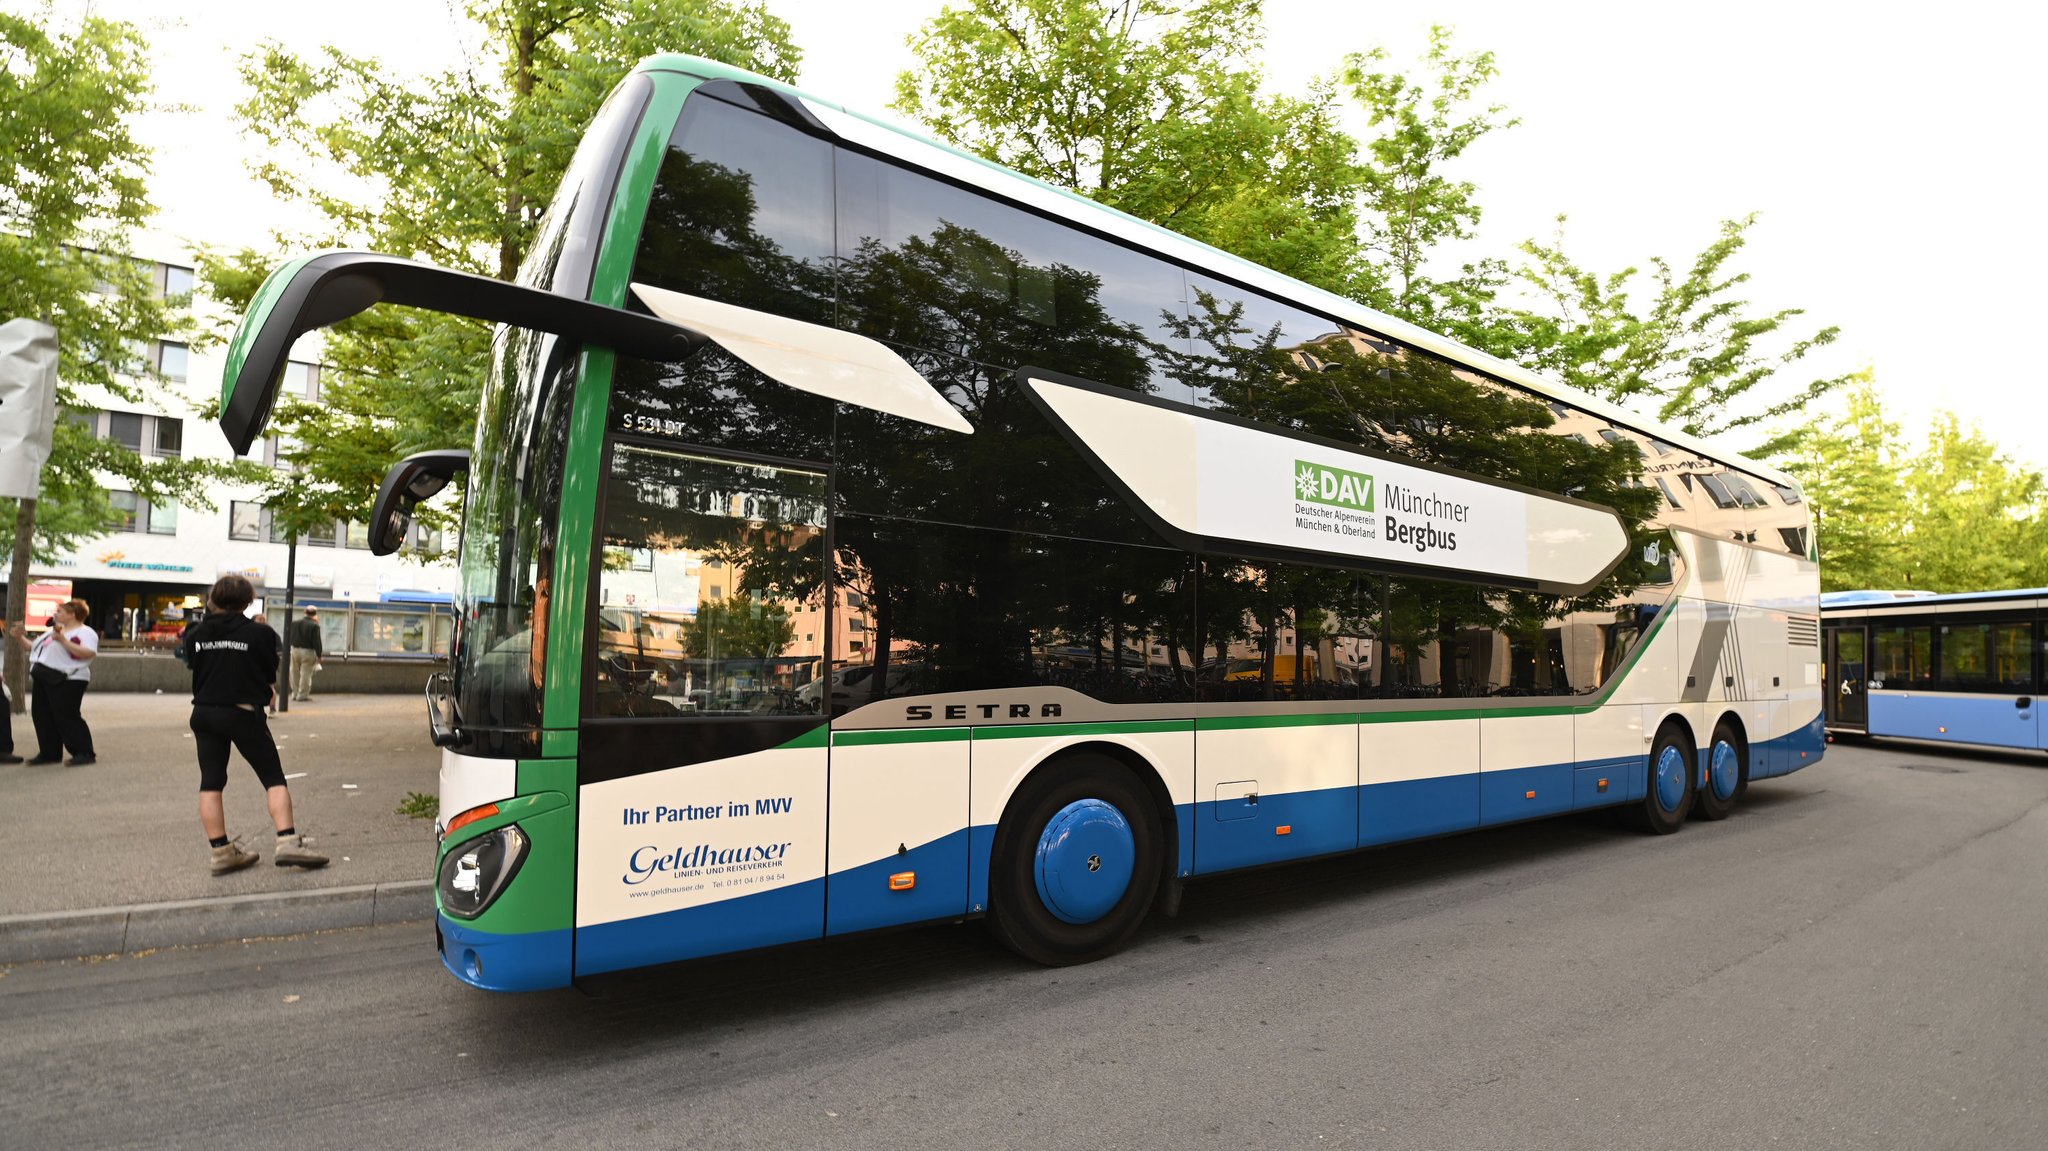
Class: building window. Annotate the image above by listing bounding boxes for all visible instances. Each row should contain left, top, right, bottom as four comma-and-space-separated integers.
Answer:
153, 416, 183, 456
344, 521, 370, 550
157, 341, 189, 383
109, 490, 142, 533
230, 501, 264, 541
305, 519, 336, 548
848, 617, 865, 632
108, 411, 144, 451
147, 499, 178, 536
268, 513, 292, 544
283, 360, 320, 401
162, 264, 195, 298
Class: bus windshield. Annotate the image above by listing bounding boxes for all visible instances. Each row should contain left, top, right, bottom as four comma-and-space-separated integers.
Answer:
449, 77, 650, 748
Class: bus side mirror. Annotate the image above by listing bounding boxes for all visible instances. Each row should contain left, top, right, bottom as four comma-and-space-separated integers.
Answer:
218, 252, 705, 456
370, 449, 470, 556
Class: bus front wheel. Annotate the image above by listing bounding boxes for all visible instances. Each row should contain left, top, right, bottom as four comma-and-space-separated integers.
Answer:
987, 754, 1163, 966
1630, 725, 1695, 835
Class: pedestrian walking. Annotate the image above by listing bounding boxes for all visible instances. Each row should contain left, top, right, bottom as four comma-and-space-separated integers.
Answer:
2, 620, 28, 764
186, 574, 328, 875
287, 605, 323, 701
27, 599, 97, 765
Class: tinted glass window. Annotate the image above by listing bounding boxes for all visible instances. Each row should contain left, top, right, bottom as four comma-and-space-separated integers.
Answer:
1993, 622, 2035, 690
614, 94, 838, 461
829, 515, 1194, 710
108, 411, 143, 450
632, 93, 835, 322
1939, 622, 1991, 689
837, 149, 1191, 401
594, 445, 827, 718
831, 346, 1153, 543
1194, 557, 1369, 703
1873, 625, 1933, 686
1174, 275, 1342, 425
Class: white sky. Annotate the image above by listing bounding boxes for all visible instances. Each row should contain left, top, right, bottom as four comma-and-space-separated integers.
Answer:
82, 0, 2048, 467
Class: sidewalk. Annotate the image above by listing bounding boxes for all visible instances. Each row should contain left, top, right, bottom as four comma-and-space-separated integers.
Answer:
1, 692, 441, 962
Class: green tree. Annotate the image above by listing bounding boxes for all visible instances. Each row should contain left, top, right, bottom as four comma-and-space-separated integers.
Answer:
894, 0, 1362, 293
1341, 25, 1517, 322
1895, 414, 2048, 592
1482, 214, 1857, 460
1787, 382, 2048, 592
1, 6, 243, 561
1780, 378, 1906, 591
204, 0, 802, 538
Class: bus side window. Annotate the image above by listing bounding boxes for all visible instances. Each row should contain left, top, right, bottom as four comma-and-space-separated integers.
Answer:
592, 445, 828, 719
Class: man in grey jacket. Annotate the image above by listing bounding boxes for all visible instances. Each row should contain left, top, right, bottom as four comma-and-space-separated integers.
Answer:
287, 606, 323, 701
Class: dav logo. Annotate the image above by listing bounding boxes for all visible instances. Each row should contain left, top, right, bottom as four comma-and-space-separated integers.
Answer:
1295, 460, 1375, 512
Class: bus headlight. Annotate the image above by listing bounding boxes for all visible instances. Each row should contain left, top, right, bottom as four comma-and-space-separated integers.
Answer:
438, 825, 529, 920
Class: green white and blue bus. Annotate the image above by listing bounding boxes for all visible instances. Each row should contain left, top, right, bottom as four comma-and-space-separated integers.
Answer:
1821, 588, 2043, 751
220, 55, 1825, 991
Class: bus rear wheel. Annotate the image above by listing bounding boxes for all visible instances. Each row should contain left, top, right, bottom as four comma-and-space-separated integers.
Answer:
1693, 722, 1744, 821
1628, 725, 1695, 835
987, 753, 1163, 966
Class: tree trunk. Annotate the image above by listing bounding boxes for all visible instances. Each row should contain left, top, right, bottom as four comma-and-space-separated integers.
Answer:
4, 498, 33, 714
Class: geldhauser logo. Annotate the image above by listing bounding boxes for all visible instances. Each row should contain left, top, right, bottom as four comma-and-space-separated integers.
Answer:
1295, 460, 1375, 512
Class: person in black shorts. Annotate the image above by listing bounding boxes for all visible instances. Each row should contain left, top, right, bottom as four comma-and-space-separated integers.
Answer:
185, 574, 329, 875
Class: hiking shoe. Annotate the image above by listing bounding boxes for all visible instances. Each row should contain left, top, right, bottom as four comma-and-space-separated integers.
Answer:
210, 839, 261, 876
274, 833, 329, 869
65, 755, 96, 766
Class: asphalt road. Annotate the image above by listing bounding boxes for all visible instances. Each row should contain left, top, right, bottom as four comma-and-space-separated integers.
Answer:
4, 738, 2044, 1151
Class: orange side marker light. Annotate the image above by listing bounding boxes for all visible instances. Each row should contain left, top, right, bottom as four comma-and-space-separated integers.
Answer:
888, 872, 916, 892
1597, 778, 1609, 793
1525, 790, 1537, 800
1275, 825, 1293, 836
444, 802, 500, 837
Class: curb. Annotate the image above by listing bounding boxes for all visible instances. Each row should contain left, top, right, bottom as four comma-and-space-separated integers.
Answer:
0, 880, 435, 965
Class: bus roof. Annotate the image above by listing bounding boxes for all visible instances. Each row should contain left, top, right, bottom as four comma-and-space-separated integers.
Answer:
634, 54, 1797, 490
1822, 588, 2048, 611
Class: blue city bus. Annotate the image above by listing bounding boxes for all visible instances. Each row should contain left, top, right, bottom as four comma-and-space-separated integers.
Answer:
218, 55, 1825, 990
1821, 588, 2044, 751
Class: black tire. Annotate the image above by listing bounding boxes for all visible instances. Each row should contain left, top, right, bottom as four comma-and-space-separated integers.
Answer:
1693, 720, 1745, 821
986, 753, 1164, 966
1628, 723, 1695, 834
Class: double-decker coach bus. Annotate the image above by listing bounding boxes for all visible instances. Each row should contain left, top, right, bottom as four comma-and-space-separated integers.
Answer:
1821, 588, 2043, 751
219, 55, 1825, 990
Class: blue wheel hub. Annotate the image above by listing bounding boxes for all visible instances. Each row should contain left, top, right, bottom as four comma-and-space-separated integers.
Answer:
1654, 745, 1688, 812
1710, 739, 1740, 801
1033, 799, 1136, 925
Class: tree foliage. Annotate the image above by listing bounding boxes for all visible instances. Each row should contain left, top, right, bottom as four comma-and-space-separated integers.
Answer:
1785, 382, 2048, 592
1, 4, 246, 558
204, 0, 802, 540
1474, 214, 1858, 460
895, 0, 1362, 293
1341, 26, 1516, 320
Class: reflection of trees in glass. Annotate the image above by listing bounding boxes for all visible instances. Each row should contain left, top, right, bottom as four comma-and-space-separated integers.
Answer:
1169, 289, 1665, 697
685, 599, 797, 662
830, 222, 1176, 703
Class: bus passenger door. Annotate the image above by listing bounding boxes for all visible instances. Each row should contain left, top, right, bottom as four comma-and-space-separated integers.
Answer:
1825, 626, 1868, 732
572, 445, 833, 977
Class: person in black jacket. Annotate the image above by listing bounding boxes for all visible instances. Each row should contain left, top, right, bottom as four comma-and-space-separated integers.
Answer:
186, 575, 329, 875
286, 606, 323, 701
